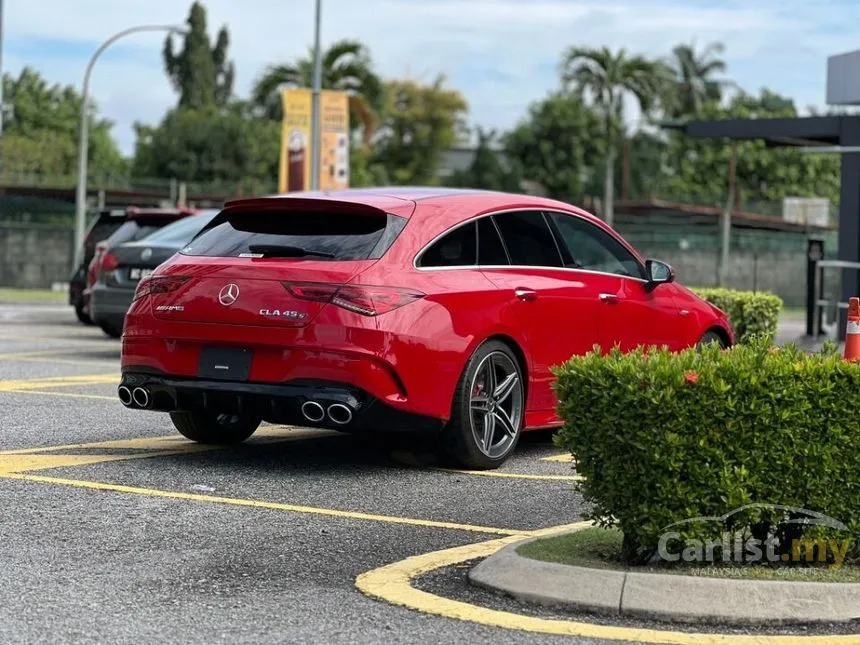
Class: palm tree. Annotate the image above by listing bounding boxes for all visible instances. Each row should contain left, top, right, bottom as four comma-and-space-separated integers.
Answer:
666, 41, 729, 117
251, 39, 384, 146
560, 46, 667, 227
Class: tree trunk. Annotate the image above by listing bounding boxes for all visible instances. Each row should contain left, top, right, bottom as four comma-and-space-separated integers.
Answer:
603, 147, 615, 228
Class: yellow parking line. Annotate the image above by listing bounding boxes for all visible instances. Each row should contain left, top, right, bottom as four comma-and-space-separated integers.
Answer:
0, 389, 117, 401
438, 468, 583, 482
540, 453, 574, 463
0, 427, 327, 455
0, 333, 118, 345
0, 374, 118, 390
356, 523, 860, 644
0, 348, 94, 360
2, 473, 526, 536
0, 449, 210, 475
0, 356, 117, 367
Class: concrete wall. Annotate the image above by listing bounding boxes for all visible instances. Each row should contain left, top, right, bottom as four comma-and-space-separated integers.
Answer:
0, 224, 74, 288
0, 219, 831, 307
628, 244, 807, 306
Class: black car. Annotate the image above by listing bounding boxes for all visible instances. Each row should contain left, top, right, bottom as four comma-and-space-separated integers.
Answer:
68, 208, 131, 324
89, 210, 219, 338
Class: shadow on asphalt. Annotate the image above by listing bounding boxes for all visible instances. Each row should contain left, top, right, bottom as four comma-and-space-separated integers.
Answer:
145, 430, 564, 476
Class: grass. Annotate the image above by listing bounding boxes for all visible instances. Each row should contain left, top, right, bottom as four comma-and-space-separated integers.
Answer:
781, 306, 806, 321
0, 288, 67, 304
518, 527, 860, 583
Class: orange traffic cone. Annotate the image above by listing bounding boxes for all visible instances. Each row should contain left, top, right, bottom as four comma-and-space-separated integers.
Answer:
844, 297, 860, 361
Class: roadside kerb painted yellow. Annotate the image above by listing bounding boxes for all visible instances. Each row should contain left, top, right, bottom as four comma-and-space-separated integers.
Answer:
356, 525, 860, 644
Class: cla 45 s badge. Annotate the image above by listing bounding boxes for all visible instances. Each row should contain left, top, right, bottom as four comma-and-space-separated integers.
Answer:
259, 309, 307, 320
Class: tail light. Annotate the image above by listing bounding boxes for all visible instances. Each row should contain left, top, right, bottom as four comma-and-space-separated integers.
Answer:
283, 281, 424, 316
133, 276, 189, 301
101, 252, 119, 272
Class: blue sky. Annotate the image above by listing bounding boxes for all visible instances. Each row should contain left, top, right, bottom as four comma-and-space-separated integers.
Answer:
5, 0, 860, 156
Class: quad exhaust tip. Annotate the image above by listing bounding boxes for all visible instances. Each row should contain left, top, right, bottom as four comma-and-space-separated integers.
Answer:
131, 387, 151, 409
117, 385, 132, 407
327, 403, 353, 425
300, 400, 326, 423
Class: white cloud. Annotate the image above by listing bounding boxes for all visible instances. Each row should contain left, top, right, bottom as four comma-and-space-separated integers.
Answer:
4, 0, 859, 157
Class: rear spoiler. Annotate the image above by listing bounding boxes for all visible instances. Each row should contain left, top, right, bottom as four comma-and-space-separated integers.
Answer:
126, 206, 198, 220
221, 195, 415, 219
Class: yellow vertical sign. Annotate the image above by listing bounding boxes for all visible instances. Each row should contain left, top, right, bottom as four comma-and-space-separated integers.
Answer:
279, 88, 312, 192
278, 88, 350, 193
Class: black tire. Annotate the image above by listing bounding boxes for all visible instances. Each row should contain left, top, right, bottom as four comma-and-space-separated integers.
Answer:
169, 410, 261, 444
75, 303, 94, 325
698, 330, 727, 348
443, 340, 525, 470
98, 321, 122, 338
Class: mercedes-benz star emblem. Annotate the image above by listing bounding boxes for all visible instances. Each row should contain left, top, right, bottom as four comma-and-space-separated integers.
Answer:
218, 283, 240, 306
140, 248, 153, 261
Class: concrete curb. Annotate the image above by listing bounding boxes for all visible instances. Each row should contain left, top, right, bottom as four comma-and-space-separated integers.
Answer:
469, 534, 860, 625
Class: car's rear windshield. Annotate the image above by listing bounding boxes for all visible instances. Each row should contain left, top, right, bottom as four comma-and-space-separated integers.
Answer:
181, 211, 407, 261
140, 211, 219, 245
87, 220, 125, 247
107, 219, 177, 247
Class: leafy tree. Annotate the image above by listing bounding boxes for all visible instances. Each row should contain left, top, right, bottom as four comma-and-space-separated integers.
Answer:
132, 102, 279, 184
503, 92, 604, 200
660, 89, 840, 208
664, 41, 729, 117
251, 39, 384, 145
349, 145, 389, 187
163, 1, 234, 108
371, 76, 468, 185
560, 46, 667, 226
446, 127, 522, 192
0, 67, 125, 178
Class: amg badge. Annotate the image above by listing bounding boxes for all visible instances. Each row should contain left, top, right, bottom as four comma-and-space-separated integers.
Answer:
155, 305, 185, 312
259, 309, 307, 319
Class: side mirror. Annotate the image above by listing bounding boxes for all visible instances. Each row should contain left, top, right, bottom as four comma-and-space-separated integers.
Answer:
645, 259, 675, 289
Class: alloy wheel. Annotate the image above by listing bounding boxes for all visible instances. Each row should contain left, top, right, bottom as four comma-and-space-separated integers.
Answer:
468, 351, 523, 459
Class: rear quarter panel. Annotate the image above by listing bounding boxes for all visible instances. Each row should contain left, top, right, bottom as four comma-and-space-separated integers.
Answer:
353, 263, 532, 421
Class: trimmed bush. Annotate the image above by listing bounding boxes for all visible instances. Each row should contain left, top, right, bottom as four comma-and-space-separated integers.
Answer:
690, 288, 782, 344
553, 338, 860, 565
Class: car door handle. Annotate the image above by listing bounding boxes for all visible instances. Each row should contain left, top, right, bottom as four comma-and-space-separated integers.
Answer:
514, 288, 537, 302
599, 293, 620, 304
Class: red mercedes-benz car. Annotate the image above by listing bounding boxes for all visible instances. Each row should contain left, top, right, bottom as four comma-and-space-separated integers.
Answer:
119, 188, 733, 469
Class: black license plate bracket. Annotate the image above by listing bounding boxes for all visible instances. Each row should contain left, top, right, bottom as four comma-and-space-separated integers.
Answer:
197, 346, 253, 381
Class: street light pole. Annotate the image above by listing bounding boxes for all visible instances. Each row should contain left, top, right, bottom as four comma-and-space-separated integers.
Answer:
0, 0, 5, 138
73, 24, 186, 269
309, 0, 323, 191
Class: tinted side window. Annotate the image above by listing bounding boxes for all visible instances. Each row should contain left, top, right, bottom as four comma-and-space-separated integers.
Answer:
418, 222, 477, 267
492, 211, 562, 267
547, 212, 645, 279
477, 217, 509, 265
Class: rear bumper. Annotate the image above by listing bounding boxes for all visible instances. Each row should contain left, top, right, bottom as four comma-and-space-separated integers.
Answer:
90, 283, 134, 325
119, 370, 445, 434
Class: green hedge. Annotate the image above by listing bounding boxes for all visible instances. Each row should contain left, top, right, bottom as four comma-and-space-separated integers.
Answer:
690, 288, 782, 344
553, 338, 860, 565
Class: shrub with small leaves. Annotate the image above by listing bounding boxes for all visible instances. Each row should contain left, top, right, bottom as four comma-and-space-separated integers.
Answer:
552, 338, 860, 565
690, 288, 782, 344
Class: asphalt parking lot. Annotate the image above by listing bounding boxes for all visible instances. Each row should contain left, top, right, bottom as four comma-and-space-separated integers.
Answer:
0, 303, 592, 645
2, 303, 847, 645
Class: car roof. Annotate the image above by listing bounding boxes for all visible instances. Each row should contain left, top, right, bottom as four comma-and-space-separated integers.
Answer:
227, 187, 598, 224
